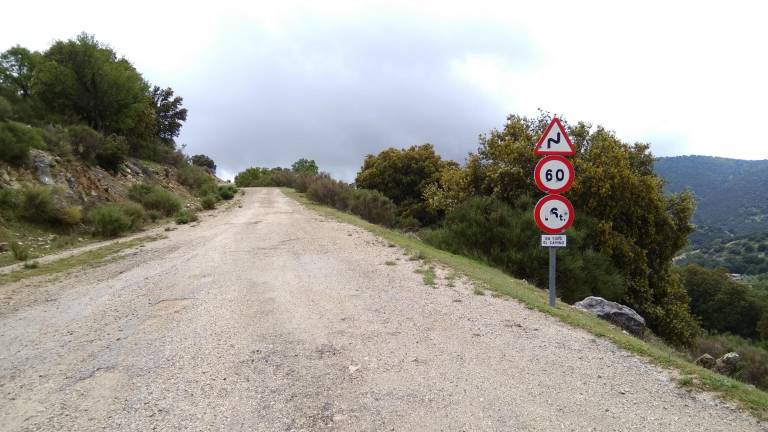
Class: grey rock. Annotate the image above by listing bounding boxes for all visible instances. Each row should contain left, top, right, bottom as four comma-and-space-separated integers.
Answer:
713, 352, 740, 375
0, 242, 8, 253
29, 149, 56, 185
574, 296, 646, 337
694, 353, 715, 369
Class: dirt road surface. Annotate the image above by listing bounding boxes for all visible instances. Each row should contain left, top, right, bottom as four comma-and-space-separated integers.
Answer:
0, 188, 764, 431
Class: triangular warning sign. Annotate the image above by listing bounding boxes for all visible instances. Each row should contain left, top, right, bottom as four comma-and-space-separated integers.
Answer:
534, 117, 575, 155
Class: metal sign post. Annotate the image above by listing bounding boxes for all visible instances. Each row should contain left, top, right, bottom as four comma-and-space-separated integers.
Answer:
533, 117, 576, 308
549, 247, 556, 307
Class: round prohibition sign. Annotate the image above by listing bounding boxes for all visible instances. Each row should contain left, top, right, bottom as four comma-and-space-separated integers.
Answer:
534, 155, 574, 194
534, 194, 575, 234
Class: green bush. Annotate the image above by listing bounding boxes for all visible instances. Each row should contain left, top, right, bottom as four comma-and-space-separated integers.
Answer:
174, 209, 198, 224
347, 189, 397, 226
88, 203, 143, 238
177, 164, 217, 196
306, 177, 349, 209
95, 134, 129, 173
67, 125, 103, 164
146, 210, 162, 222
0, 96, 13, 120
234, 167, 275, 187
10, 241, 29, 261
38, 125, 72, 158
58, 206, 83, 226
201, 194, 217, 210
127, 183, 181, 216
217, 184, 237, 200
127, 183, 153, 202
120, 202, 146, 230
421, 196, 625, 304
0, 121, 43, 165
0, 188, 19, 214
293, 174, 316, 193
19, 186, 55, 223
271, 170, 298, 188
690, 333, 768, 390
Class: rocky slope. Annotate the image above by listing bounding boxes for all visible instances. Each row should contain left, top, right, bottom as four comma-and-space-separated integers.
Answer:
0, 150, 192, 207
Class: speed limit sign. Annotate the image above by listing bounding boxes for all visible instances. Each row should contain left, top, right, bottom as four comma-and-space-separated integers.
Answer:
534, 155, 574, 194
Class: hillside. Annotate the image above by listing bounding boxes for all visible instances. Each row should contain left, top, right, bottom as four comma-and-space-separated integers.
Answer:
655, 156, 768, 247
0, 150, 211, 265
676, 231, 768, 274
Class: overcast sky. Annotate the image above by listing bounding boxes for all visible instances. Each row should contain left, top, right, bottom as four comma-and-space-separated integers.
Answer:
2, 1, 767, 180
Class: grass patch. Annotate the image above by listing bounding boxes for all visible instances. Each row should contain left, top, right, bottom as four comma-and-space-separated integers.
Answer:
415, 266, 436, 286
10, 241, 30, 261
281, 188, 768, 420
446, 270, 460, 287
0, 220, 97, 268
0, 235, 164, 285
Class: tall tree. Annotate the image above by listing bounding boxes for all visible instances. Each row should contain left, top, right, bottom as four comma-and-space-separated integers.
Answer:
32, 33, 151, 135
356, 144, 449, 224
191, 154, 216, 172
291, 158, 319, 175
151, 86, 187, 146
0, 46, 36, 98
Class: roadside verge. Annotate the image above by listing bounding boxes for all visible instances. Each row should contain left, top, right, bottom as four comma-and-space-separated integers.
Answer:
0, 234, 164, 285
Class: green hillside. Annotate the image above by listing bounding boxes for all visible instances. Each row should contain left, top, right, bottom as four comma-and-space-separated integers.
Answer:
676, 231, 768, 274
655, 156, 768, 247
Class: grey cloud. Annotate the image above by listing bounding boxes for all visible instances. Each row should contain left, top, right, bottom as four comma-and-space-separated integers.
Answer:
176, 14, 533, 180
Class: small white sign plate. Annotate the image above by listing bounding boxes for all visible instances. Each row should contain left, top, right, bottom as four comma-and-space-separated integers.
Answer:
541, 235, 567, 247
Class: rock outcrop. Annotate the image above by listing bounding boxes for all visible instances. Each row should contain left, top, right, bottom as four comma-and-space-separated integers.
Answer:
574, 296, 646, 337
0, 150, 191, 207
713, 352, 740, 375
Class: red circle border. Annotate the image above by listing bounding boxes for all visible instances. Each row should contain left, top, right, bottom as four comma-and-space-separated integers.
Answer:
534, 155, 575, 194
533, 194, 575, 234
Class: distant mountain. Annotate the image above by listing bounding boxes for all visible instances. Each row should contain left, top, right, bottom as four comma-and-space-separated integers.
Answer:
654, 156, 768, 247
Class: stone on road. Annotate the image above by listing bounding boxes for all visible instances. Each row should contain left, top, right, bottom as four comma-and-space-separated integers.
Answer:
0, 188, 763, 431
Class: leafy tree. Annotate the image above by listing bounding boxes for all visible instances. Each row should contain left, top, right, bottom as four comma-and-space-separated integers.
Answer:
355, 143, 449, 225
424, 113, 699, 345
235, 167, 282, 187
150, 86, 187, 146
190, 154, 216, 172
291, 158, 319, 175
0, 46, 36, 98
32, 33, 151, 137
679, 264, 767, 339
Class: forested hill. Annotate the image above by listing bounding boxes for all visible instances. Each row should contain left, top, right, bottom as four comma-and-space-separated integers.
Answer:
655, 156, 768, 246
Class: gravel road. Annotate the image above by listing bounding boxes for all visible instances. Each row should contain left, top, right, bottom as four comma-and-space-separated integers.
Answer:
0, 188, 764, 431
